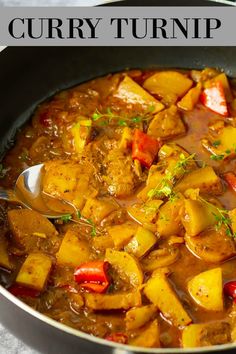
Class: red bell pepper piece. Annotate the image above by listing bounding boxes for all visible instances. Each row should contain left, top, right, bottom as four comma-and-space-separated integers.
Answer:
200, 81, 228, 116
224, 172, 236, 193
132, 129, 161, 168
224, 281, 236, 300
74, 261, 110, 293
105, 333, 128, 344
8, 284, 40, 298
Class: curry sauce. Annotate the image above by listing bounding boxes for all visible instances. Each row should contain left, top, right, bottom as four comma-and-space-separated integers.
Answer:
1, 68, 236, 349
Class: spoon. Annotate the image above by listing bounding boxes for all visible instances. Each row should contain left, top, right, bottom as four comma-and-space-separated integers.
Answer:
0, 164, 75, 218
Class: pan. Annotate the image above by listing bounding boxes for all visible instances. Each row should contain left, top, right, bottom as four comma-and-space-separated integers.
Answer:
0, 1, 236, 353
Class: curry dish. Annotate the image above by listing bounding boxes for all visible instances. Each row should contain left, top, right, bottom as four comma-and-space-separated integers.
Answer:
2, 68, 236, 349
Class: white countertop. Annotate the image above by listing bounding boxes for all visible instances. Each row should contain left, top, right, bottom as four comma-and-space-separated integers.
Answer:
0, 322, 40, 354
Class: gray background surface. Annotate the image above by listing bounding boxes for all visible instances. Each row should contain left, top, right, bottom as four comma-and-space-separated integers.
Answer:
0, 0, 111, 5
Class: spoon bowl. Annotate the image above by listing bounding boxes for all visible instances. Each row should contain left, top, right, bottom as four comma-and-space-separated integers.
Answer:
0, 164, 75, 218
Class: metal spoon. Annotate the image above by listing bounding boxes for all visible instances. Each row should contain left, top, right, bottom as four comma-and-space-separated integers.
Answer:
0, 164, 75, 218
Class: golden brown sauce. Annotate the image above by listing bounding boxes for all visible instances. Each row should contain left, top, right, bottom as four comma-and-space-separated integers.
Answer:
1, 68, 236, 349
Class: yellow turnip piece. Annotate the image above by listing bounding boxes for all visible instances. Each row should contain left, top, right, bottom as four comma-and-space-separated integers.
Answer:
142, 247, 179, 272
188, 268, 223, 311
82, 197, 118, 224
156, 194, 185, 238
177, 83, 202, 111
124, 226, 157, 258
0, 238, 12, 270
125, 305, 157, 330
143, 71, 193, 105
129, 320, 160, 348
127, 200, 163, 232
185, 227, 235, 263
148, 105, 186, 139
84, 290, 142, 310
105, 249, 143, 287
56, 229, 90, 267
182, 199, 219, 237
115, 75, 164, 113
144, 271, 192, 327
70, 120, 91, 154
182, 321, 231, 348
107, 222, 137, 249
16, 253, 52, 291
175, 166, 222, 195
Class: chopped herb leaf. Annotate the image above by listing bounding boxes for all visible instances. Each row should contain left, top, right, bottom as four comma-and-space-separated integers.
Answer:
106, 107, 112, 115
212, 140, 221, 147
91, 108, 151, 127
200, 197, 236, 238
61, 214, 72, 223
131, 117, 142, 123
92, 109, 102, 121
147, 153, 196, 201
210, 154, 224, 161
225, 149, 231, 154
59, 211, 97, 236
118, 119, 127, 126
149, 105, 155, 112
99, 121, 109, 126
87, 218, 97, 237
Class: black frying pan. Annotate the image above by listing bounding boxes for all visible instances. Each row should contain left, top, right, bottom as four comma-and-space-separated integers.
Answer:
1, 1, 236, 353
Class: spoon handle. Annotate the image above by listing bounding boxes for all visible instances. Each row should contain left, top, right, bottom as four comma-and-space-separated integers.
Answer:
0, 188, 22, 204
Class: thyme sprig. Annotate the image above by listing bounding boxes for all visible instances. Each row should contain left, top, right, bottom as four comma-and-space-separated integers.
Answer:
147, 153, 196, 200
199, 197, 236, 238
209, 143, 235, 161
60, 210, 97, 237
92, 107, 153, 127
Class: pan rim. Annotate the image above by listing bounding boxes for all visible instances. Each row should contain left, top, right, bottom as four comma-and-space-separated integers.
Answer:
0, 284, 236, 353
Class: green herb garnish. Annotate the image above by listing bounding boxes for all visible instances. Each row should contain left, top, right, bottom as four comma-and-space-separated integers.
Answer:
212, 140, 221, 147
60, 210, 97, 237
131, 117, 142, 123
149, 105, 155, 112
118, 119, 127, 126
213, 209, 236, 238
87, 218, 97, 237
61, 214, 72, 223
200, 197, 236, 238
91, 108, 151, 127
210, 154, 224, 161
147, 153, 196, 201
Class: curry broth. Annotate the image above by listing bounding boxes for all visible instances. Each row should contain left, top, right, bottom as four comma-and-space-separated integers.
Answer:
1, 68, 236, 349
